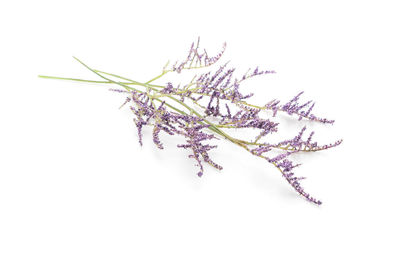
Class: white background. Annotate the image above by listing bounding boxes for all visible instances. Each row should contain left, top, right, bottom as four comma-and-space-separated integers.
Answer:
1, 0, 399, 252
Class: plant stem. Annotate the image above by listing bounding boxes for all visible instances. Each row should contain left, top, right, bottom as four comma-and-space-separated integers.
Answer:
38, 61, 306, 153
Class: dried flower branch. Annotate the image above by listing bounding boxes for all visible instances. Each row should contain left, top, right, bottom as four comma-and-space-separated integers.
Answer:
39, 38, 342, 205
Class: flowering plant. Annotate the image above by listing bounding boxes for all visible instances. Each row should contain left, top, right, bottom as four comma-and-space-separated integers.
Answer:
40, 38, 342, 205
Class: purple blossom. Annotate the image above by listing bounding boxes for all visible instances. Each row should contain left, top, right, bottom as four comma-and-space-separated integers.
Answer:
177, 125, 221, 177
277, 159, 322, 205
44, 38, 342, 205
266, 92, 335, 124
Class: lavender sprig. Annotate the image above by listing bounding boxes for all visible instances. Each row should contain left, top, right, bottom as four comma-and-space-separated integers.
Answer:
39, 38, 342, 205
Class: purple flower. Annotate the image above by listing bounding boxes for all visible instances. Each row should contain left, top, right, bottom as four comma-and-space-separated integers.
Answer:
266, 92, 335, 124
277, 159, 322, 205
45, 38, 342, 205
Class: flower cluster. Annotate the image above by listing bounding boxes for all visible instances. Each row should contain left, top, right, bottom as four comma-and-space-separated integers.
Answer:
170, 37, 226, 73
265, 91, 335, 123
40, 38, 342, 205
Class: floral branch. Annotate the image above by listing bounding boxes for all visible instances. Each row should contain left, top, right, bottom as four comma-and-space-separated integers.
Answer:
39, 38, 342, 205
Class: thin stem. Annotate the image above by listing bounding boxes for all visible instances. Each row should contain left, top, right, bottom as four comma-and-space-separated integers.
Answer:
95, 70, 165, 89
71, 57, 133, 91
145, 70, 169, 84
38, 75, 111, 84
39, 61, 313, 152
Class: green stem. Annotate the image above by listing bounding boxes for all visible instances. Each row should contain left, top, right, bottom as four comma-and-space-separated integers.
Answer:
38, 75, 111, 84
145, 70, 169, 84
95, 70, 164, 88
38, 60, 302, 152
